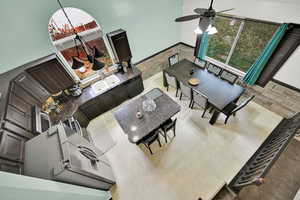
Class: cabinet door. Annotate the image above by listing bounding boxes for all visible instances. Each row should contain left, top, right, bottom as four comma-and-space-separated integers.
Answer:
0, 159, 23, 174
14, 73, 50, 103
5, 105, 32, 132
126, 76, 144, 98
2, 121, 35, 139
26, 56, 76, 94
80, 100, 100, 120
97, 91, 115, 115
11, 82, 42, 107
9, 93, 32, 115
73, 110, 89, 128
111, 84, 128, 106
0, 130, 26, 162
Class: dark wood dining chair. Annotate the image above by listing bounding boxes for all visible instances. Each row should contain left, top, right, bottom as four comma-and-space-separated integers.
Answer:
207, 63, 222, 76
179, 81, 193, 108
168, 53, 179, 67
191, 89, 210, 118
194, 58, 206, 69
163, 71, 179, 97
220, 69, 239, 84
222, 95, 255, 124
160, 118, 177, 143
140, 129, 162, 154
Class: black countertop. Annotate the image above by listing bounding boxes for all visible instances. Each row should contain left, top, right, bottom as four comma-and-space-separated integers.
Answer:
72, 67, 141, 106
50, 67, 142, 124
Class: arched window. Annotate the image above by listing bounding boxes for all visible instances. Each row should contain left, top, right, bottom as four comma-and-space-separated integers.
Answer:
48, 8, 113, 81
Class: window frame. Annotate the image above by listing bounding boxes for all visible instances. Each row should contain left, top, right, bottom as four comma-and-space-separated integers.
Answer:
205, 14, 280, 76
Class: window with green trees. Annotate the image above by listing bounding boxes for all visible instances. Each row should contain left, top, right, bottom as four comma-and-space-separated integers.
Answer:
206, 16, 278, 73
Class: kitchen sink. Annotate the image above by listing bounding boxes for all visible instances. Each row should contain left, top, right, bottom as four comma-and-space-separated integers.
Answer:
105, 74, 121, 87
91, 74, 120, 94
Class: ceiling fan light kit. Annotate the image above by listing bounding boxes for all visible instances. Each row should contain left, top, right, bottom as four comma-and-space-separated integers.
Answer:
175, 0, 233, 35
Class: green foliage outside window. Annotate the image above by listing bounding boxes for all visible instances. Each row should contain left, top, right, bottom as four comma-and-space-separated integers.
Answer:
229, 21, 278, 72
206, 16, 278, 73
207, 17, 241, 63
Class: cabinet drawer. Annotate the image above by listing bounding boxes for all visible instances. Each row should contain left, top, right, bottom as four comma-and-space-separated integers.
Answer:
14, 73, 50, 102
6, 105, 32, 131
11, 82, 42, 107
0, 130, 26, 162
2, 121, 35, 139
9, 93, 32, 115
0, 158, 24, 174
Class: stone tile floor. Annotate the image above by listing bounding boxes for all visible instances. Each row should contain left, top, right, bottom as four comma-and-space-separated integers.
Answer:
87, 72, 282, 200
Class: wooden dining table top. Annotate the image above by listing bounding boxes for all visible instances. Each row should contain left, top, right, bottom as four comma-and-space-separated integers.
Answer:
164, 59, 245, 110
113, 88, 181, 143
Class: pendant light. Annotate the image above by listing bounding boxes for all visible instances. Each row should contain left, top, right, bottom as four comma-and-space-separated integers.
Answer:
71, 57, 84, 69
94, 46, 104, 58
92, 58, 105, 71
57, 0, 105, 71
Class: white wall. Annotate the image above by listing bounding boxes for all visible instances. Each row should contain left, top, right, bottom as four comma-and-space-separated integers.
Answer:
0, 0, 182, 74
181, 0, 300, 89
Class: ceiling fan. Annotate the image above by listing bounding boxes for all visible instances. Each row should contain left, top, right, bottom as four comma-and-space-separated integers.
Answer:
175, 0, 234, 35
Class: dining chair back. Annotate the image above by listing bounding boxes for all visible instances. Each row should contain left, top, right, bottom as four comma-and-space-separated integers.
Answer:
194, 58, 206, 69
179, 81, 191, 98
140, 129, 162, 154
164, 72, 179, 97
168, 53, 179, 67
231, 95, 255, 115
223, 95, 255, 124
191, 89, 210, 118
207, 63, 222, 76
165, 72, 177, 88
160, 118, 177, 143
220, 70, 239, 84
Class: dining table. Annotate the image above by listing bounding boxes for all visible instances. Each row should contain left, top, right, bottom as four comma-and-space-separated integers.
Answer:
113, 88, 181, 144
163, 59, 245, 125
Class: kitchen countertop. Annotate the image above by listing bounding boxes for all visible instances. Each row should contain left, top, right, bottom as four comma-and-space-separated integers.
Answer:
50, 67, 142, 124
71, 67, 141, 106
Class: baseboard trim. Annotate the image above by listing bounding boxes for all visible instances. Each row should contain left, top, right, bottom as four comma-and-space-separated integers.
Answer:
134, 42, 181, 65
272, 79, 300, 93
134, 42, 195, 66
179, 42, 195, 49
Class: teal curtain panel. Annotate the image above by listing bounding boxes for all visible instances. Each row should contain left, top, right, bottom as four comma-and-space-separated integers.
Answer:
242, 23, 289, 85
197, 32, 210, 60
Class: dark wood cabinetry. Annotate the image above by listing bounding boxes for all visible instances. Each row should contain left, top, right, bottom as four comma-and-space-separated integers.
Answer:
126, 76, 144, 98
2, 121, 35, 139
8, 93, 32, 115
80, 100, 100, 120
0, 130, 26, 162
5, 105, 32, 132
0, 158, 23, 174
26, 54, 76, 94
10, 82, 43, 108
14, 73, 50, 103
78, 73, 144, 120
73, 110, 89, 128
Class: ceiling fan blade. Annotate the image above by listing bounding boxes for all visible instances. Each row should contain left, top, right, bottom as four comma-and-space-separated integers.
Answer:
194, 8, 207, 15
175, 15, 201, 22
217, 8, 234, 14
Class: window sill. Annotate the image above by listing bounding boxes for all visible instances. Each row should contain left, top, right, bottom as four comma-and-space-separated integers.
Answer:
79, 65, 118, 88
205, 56, 246, 77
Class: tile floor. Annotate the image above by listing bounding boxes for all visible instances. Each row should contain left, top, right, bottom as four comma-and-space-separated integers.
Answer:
87, 72, 282, 200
